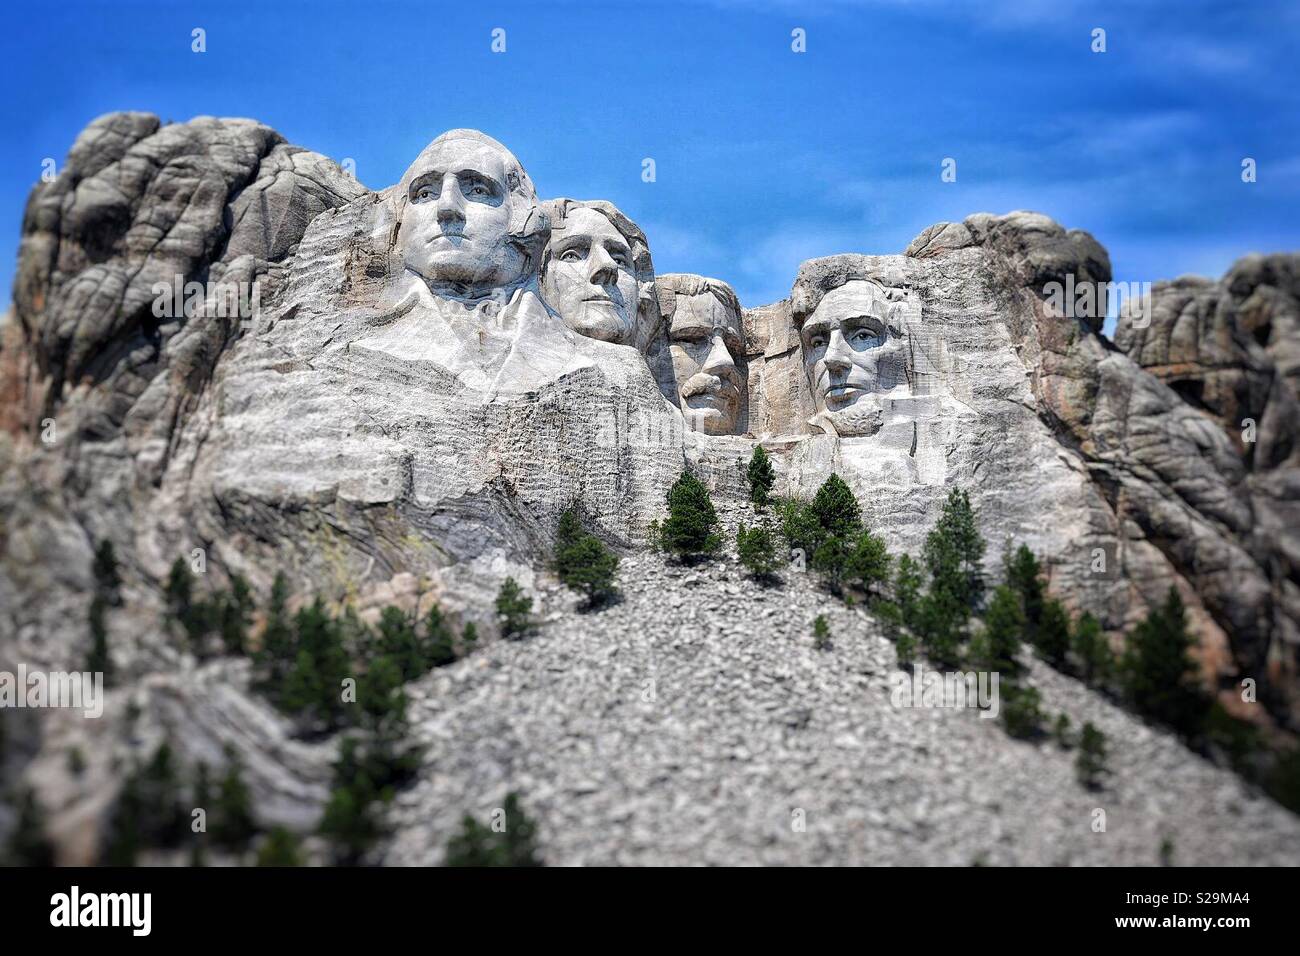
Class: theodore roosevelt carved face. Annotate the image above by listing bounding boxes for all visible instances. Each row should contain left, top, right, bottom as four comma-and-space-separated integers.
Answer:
659, 275, 745, 435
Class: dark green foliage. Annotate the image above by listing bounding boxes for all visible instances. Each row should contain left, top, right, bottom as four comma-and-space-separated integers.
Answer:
915, 588, 965, 668
444, 792, 543, 867
256, 572, 295, 692
4, 788, 54, 866
922, 488, 985, 614
165, 556, 216, 650
978, 584, 1024, 675
212, 749, 257, 852
1034, 598, 1072, 669
425, 604, 458, 668
319, 734, 420, 866
1000, 683, 1045, 740
217, 573, 254, 656
288, 599, 351, 728
1121, 588, 1209, 737
736, 523, 781, 580
554, 509, 620, 608
1053, 713, 1073, 748
359, 655, 407, 726
256, 827, 305, 867
103, 743, 189, 865
660, 471, 721, 561
376, 606, 424, 681
844, 530, 891, 601
1071, 611, 1112, 685
496, 578, 533, 640
461, 621, 478, 652
87, 539, 121, 685
1076, 722, 1108, 790
86, 595, 113, 685
809, 474, 862, 541
93, 539, 123, 599
895, 628, 918, 667
811, 534, 852, 594
1005, 544, 1043, 637
776, 496, 823, 559
813, 614, 831, 651
894, 555, 923, 629
1264, 748, 1300, 815
746, 445, 776, 507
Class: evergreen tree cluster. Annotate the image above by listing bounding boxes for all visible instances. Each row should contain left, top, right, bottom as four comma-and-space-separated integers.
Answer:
553, 507, 620, 609
657, 471, 723, 561
443, 792, 543, 867
745, 445, 776, 507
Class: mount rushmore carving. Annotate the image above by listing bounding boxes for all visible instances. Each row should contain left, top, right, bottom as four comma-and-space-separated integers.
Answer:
2, 113, 1299, 763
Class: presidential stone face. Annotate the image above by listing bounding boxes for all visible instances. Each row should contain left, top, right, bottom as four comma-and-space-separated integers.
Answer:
542, 205, 641, 345
800, 279, 908, 435
394, 130, 545, 298
661, 276, 745, 435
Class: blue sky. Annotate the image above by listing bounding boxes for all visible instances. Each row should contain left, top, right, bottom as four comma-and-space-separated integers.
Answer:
2, 0, 1296, 315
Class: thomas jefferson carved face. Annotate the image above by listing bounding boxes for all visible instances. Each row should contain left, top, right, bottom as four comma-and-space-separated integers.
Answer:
395, 133, 539, 297
800, 280, 908, 435
669, 289, 744, 435
542, 207, 640, 344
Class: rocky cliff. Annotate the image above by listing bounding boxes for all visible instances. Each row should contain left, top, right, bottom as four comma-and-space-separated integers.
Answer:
1, 113, 1297, 864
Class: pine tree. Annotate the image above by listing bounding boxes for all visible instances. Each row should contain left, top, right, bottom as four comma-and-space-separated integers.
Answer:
777, 496, 823, 559
256, 826, 305, 866
461, 621, 478, 653
86, 594, 114, 686
1072, 611, 1112, 685
218, 573, 255, 656
1005, 544, 1044, 639
212, 748, 257, 852
443, 792, 543, 867
813, 614, 832, 651
811, 534, 852, 594
660, 471, 721, 561
360, 654, 407, 725
496, 578, 533, 640
553, 510, 620, 609
319, 738, 383, 866
293, 599, 350, 726
1035, 598, 1072, 669
923, 488, 985, 613
844, 530, 891, 601
1076, 722, 1108, 789
978, 584, 1024, 675
1000, 682, 1045, 739
1121, 587, 1208, 737
736, 523, 781, 580
376, 606, 422, 681
139, 742, 188, 847
746, 445, 776, 507
256, 572, 296, 699
894, 554, 923, 631
93, 539, 122, 603
425, 604, 457, 668
810, 474, 862, 541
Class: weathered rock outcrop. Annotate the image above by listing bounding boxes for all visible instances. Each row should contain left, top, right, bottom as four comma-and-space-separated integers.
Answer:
2, 115, 1298, 863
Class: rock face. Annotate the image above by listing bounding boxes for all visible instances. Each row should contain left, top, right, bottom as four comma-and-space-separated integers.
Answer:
1, 115, 1298, 863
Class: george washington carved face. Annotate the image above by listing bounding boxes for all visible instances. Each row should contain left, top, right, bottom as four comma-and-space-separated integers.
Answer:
800, 280, 908, 435
394, 130, 546, 298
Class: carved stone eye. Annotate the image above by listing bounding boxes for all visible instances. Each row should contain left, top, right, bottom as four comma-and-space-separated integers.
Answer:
413, 185, 434, 203
559, 248, 584, 263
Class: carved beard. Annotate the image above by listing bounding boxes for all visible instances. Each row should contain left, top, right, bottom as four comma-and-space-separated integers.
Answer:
819, 393, 884, 437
